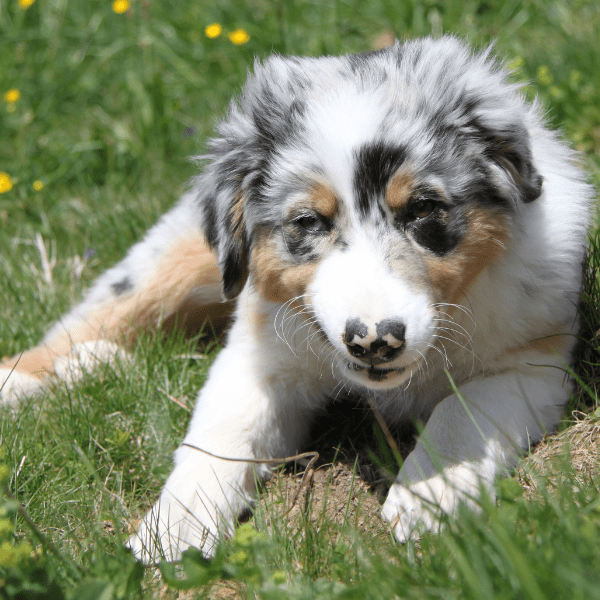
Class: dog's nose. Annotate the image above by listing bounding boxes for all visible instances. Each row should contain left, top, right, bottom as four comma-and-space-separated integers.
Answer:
344, 317, 406, 365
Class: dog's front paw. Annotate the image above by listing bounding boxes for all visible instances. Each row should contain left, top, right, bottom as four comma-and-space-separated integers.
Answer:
127, 446, 253, 563
381, 465, 487, 542
127, 492, 221, 563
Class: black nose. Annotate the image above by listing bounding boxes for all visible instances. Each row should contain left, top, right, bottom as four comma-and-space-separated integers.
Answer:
344, 318, 406, 366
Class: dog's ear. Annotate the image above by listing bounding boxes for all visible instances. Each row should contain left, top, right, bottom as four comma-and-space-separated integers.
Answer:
193, 165, 252, 301
439, 41, 544, 205
480, 124, 544, 204
193, 56, 309, 300
191, 105, 256, 300
458, 61, 543, 205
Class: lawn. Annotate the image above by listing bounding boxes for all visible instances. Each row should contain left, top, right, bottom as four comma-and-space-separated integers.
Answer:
1, 0, 599, 598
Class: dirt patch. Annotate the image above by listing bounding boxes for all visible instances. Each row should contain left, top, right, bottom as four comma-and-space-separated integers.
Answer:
263, 403, 600, 533
252, 399, 419, 538
262, 460, 384, 534
519, 412, 600, 495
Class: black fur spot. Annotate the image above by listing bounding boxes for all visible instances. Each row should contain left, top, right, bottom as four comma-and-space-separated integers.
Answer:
222, 246, 248, 300
203, 197, 219, 248
353, 142, 408, 217
465, 176, 509, 208
285, 234, 316, 258
283, 230, 326, 261
522, 173, 544, 203
344, 46, 392, 80
112, 276, 133, 295
289, 98, 306, 120
375, 318, 406, 342
402, 206, 467, 256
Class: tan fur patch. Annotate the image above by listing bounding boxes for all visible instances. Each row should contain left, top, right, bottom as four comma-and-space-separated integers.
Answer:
251, 229, 318, 303
512, 333, 571, 356
1, 236, 231, 378
308, 183, 338, 219
1, 346, 56, 380
423, 206, 509, 305
229, 190, 246, 245
385, 170, 415, 210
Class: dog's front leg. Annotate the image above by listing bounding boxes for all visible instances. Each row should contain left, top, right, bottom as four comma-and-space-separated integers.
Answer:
128, 324, 317, 562
382, 360, 569, 541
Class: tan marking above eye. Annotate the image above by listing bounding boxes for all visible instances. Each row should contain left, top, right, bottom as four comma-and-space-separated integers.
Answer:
308, 182, 338, 219
385, 170, 415, 210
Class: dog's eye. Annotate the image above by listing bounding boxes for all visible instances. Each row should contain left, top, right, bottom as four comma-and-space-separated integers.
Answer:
408, 198, 438, 220
293, 213, 331, 234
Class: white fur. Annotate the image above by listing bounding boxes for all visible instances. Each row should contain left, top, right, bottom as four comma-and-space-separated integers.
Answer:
0, 369, 45, 405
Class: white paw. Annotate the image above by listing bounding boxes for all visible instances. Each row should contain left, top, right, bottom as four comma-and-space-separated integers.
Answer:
127, 446, 254, 563
127, 492, 221, 563
52, 340, 128, 386
0, 368, 45, 406
381, 464, 487, 542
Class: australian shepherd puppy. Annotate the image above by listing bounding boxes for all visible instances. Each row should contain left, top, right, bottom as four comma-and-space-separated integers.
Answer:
0, 36, 593, 561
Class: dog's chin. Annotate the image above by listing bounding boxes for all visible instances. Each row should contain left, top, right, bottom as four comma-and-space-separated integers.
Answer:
342, 360, 412, 390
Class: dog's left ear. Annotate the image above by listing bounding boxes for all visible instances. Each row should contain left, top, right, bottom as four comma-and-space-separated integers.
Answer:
484, 124, 544, 204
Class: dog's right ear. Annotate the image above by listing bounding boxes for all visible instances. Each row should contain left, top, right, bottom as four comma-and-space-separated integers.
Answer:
193, 55, 310, 301
193, 166, 251, 302
203, 188, 250, 301
192, 87, 264, 301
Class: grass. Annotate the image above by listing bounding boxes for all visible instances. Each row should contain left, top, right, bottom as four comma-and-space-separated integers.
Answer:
0, 0, 599, 598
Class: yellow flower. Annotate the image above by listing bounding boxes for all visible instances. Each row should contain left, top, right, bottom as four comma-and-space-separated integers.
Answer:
112, 0, 130, 14
0, 173, 13, 194
18, 0, 36, 8
12, 541, 32, 564
228, 28, 250, 45
229, 549, 248, 565
32, 180, 44, 191
205, 23, 222, 39
537, 65, 553, 86
3, 89, 20, 104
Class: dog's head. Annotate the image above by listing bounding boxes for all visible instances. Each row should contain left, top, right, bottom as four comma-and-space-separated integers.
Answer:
193, 36, 543, 390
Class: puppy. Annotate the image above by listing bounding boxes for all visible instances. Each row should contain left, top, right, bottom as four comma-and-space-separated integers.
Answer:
0, 36, 593, 562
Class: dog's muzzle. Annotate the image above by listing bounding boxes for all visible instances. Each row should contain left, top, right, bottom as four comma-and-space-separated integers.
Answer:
343, 317, 406, 365
342, 317, 408, 384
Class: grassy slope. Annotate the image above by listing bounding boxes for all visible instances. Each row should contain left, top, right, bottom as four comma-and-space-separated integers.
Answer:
0, 0, 599, 598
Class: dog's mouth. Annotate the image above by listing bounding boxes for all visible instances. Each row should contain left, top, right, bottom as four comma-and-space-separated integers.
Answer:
345, 361, 406, 383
